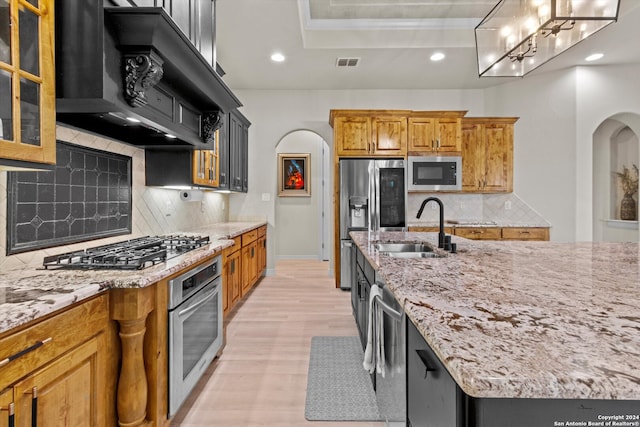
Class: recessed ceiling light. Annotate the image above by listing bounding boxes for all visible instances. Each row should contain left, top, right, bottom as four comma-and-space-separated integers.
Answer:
430, 52, 445, 62
126, 117, 140, 123
270, 52, 285, 62
585, 53, 604, 62
165, 134, 177, 139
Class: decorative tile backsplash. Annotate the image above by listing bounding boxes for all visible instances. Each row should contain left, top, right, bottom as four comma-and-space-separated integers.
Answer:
6, 141, 132, 254
407, 192, 550, 226
0, 125, 230, 270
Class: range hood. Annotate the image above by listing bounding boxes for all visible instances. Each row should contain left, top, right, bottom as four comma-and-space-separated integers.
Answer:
55, 1, 242, 149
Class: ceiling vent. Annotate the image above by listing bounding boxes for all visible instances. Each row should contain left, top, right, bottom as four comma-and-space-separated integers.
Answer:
336, 57, 360, 67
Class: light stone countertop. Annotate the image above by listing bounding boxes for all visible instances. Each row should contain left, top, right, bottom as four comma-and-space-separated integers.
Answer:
0, 221, 266, 335
350, 230, 640, 401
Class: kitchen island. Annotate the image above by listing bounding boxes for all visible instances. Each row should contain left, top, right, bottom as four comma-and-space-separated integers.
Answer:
351, 230, 640, 425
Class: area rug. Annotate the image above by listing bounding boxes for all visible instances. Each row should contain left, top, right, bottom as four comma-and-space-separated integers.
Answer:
305, 336, 382, 421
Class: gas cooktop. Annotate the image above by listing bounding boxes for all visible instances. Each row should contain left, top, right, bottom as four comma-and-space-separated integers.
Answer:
43, 235, 210, 270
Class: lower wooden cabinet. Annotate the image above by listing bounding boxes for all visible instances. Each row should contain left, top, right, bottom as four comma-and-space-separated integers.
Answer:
223, 237, 242, 317
241, 240, 258, 296
454, 227, 502, 240
224, 226, 267, 315
408, 226, 549, 241
501, 227, 549, 241
0, 294, 117, 427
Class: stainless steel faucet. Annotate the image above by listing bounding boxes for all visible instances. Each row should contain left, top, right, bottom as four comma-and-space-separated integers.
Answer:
416, 197, 445, 248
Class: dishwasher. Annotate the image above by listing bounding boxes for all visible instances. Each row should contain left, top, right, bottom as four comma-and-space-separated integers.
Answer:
373, 280, 406, 426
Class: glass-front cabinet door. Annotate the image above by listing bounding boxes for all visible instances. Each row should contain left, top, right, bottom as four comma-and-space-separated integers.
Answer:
0, 0, 55, 168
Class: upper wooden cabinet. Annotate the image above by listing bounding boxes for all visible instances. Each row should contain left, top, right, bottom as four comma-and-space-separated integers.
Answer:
461, 117, 517, 193
331, 110, 408, 157
0, 0, 56, 170
330, 110, 467, 158
408, 112, 465, 153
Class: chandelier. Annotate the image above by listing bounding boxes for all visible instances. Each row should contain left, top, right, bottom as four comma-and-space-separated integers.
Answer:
475, 0, 620, 77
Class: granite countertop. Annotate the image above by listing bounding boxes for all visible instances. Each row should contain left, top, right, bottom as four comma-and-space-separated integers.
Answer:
350, 230, 640, 401
0, 221, 266, 335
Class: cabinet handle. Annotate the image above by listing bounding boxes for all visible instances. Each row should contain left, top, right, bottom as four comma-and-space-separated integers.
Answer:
520, 230, 530, 234
0, 338, 52, 368
437, 138, 441, 149
431, 139, 435, 150
230, 259, 235, 274
416, 350, 437, 379
1, 403, 15, 427
251, 247, 254, 258
31, 387, 38, 427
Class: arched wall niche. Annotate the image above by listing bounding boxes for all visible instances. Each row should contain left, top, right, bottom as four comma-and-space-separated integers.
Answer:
592, 113, 640, 242
273, 129, 332, 262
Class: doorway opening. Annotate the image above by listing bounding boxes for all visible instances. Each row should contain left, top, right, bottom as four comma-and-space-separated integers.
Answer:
274, 130, 332, 263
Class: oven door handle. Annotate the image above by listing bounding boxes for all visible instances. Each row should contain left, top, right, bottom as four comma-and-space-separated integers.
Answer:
177, 286, 218, 317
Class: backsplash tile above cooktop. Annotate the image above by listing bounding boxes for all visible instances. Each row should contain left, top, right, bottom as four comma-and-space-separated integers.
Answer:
6, 141, 132, 255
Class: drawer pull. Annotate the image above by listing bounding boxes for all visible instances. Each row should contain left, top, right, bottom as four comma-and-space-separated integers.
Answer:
0, 338, 52, 368
416, 349, 437, 379
520, 231, 530, 234
1, 403, 15, 427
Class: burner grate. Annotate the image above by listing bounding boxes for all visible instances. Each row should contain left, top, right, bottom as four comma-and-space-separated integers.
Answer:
43, 235, 209, 270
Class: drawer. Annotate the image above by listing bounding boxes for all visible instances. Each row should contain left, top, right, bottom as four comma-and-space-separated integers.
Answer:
501, 227, 549, 241
0, 293, 109, 388
241, 229, 258, 246
227, 236, 242, 253
454, 227, 501, 240
409, 226, 455, 234
257, 225, 267, 237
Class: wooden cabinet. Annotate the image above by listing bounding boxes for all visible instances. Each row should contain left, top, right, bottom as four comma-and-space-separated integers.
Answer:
454, 227, 502, 240
501, 227, 550, 241
371, 115, 407, 156
408, 226, 550, 241
0, 0, 56, 170
223, 236, 242, 317
241, 241, 258, 296
461, 118, 516, 193
256, 225, 267, 277
407, 226, 455, 235
0, 294, 117, 427
408, 112, 465, 153
223, 226, 266, 316
240, 229, 259, 296
192, 132, 220, 188
331, 110, 407, 157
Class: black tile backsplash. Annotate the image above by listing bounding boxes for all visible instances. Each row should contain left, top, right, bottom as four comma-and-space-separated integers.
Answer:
6, 141, 132, 255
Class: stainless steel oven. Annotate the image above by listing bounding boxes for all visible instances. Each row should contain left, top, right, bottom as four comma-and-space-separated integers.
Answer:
168, 255, 223, 417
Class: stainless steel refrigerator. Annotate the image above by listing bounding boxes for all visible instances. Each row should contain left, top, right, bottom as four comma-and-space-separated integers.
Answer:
339, 159, 406, 290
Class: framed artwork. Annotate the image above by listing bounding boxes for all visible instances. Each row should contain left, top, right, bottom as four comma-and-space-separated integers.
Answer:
278, 153, 311, 197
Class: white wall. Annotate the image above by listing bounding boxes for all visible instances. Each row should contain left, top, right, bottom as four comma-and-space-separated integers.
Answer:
483, 63, 640, 241
0, 126, 229, 271
229, 89, 485, 272
483, 68, 578, 241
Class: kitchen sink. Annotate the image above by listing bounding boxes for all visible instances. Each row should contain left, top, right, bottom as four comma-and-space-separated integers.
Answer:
375, 242, 445, 259
385, 251, 442, 259
375, 243, 434, 253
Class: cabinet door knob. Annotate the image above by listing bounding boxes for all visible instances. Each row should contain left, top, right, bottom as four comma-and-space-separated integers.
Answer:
31, 386, 38, 427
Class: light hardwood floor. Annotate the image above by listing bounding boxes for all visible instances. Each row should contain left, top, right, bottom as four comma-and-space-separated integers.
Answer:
171, 259, 385, 427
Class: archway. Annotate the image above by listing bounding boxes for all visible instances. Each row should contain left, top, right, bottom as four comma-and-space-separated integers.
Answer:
592, 113, 640, 242
274, 130, 332, 263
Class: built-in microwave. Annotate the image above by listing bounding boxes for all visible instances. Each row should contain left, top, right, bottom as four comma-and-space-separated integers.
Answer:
407, 156, 461, 191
